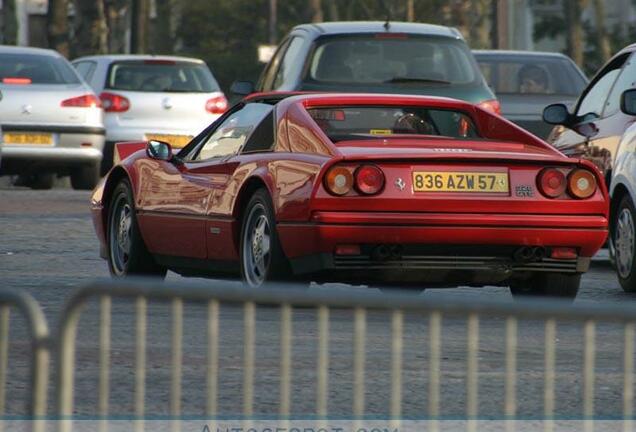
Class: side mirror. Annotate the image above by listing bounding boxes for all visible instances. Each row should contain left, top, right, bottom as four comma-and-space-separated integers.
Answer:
621, 89, 636, 116
146, 140, 173, 161
230, 80, 255, 97
542, 103, 570, 125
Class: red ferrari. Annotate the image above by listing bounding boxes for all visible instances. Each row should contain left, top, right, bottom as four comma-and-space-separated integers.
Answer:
91, 93, 608, 298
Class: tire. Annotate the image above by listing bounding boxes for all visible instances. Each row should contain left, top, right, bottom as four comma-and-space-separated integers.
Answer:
614, 194, 636, 292
107, 179, 166, 278
510, 273, 580, 299
239, 188, 290, 287
30, 172, 54, 190
71, 164, 100, 190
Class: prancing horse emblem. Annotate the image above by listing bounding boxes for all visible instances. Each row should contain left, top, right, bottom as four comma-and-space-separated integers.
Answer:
395, 177, 405, 191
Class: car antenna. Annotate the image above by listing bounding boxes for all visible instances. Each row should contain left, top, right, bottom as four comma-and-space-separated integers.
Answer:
384, 15, 391, 31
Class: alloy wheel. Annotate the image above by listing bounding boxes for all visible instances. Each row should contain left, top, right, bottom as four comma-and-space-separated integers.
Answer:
616, 207, 635, 279
242, 204, 271, 287
109, 195, 132, 276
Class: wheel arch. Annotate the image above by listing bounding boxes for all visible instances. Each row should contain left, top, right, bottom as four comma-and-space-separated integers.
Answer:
232, 175, 274, 251
610, 182, 632, 236
101, 166, 132, 237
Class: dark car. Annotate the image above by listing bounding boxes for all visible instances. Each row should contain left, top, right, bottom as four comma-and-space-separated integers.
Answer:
474, 50, 587, 138
232, 21, 500, 114
543, 44, 636, 292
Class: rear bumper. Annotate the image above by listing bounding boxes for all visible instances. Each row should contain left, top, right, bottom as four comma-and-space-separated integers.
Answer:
278, 211, 607, 284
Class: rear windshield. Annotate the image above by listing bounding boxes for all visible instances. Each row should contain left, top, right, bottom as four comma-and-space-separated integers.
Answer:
307, 35, 480, 85
0, 53, 80, 84
307, 106, 480, 141
106, 60, 220, 93
476, 56, 587, 96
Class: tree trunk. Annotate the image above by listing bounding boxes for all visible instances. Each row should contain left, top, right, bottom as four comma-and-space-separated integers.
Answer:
130, 0, 149, 53
47, 0, 69, 57
154, 0, 173, 53
1, 0, 18, 45
326, 0, 339, 21
73, 0, 108, 57
311, 0, 323, 23
469, 0, 490, 49
565, 0, 585, 67
104, 0, 129, 53
406, 0, 415, 22
269, 0, 277, 44
592, 0, 611, 63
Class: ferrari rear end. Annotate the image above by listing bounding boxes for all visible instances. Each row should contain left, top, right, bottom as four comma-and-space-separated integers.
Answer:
276, 100, 608, 295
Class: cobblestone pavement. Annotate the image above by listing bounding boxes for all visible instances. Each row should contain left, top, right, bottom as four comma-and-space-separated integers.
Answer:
1, 187, 635, 418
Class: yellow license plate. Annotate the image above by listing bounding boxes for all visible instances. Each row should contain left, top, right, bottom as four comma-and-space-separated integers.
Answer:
4, 132, 53, 146
145, 134, 192, 149
412, 171, 509, 193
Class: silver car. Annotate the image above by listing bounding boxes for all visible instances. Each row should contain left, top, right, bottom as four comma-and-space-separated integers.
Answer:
0, 46, 105, 190
71, 54, 227, 174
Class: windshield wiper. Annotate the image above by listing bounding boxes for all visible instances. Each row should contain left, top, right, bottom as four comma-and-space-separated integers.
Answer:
383, 77, 451, 85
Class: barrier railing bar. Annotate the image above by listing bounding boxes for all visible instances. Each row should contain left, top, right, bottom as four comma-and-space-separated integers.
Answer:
505, 316, 517, 432
624, 322, 634, 432
134, 297, 147, 432
390, 310, 403, 421
280, 304, 292, 417
584, 320, 595, 432
206, 300, 219, 416
544, 318, 556, 432
243, 302, 255, 417
66, 280, 636, 323
353, 307, 365, 417
0, 306, 9, 420
429, 311, 441, 432
316, 305, 329, 417
171, 298, 183, 432
98, 296, 111, 432
467, 313, 479, 432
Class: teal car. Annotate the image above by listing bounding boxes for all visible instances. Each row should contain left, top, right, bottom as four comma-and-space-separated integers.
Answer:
232, 21, 500, 114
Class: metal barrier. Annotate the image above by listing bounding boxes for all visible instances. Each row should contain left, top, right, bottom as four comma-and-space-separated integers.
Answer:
52, 279, 636, 432
0, 289, 49, 432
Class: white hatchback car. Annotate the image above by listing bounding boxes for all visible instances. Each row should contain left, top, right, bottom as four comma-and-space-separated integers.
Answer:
0, 45, 105, 189
71, 54, 227, 174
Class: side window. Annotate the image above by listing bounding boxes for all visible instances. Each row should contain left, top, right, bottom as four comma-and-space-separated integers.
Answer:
260, 38, 291, 91
241, 112, 274, 153
272, 37, 304, 90
73, 61, 96, 83
577, 55, 627, 119
192, 103, 273, 161
604, 54, 636, 117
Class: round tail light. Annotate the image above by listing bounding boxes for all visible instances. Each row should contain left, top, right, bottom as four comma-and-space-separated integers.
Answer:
354, 165, 385, 195
537, 168, 566, 198
324, 166, 353, 196
568, 169, 597, 199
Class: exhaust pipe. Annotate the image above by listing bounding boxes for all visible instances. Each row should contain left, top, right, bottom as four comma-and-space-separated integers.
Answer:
532, 246, 546, 261
513, 246, 534, 263
372, 244, 391, 261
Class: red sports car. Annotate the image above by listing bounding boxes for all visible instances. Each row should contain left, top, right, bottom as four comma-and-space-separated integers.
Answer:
91, 93, 608, 298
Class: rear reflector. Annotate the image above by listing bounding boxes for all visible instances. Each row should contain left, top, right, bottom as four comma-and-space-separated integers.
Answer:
61, 94, 101, 108
100, 92, 130, 112
335, 244, 361, 256
477, 99, 502, 115
2, 77, 31, 84
205, 95, 228, 114
551, 247, 578, 260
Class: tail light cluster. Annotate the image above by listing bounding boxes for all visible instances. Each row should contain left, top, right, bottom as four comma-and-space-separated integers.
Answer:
205, 95, 228, 114
61, 94, 101, 108
99, 92, 130, 112
477, 99, 502, 115
537, 167, 597, 199
324, 164, 385, 196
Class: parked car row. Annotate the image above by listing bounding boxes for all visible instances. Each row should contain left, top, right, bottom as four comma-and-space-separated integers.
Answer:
0, 47, 226, 189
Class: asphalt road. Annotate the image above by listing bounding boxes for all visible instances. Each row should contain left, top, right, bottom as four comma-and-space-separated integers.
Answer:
1, 186, 635, 419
